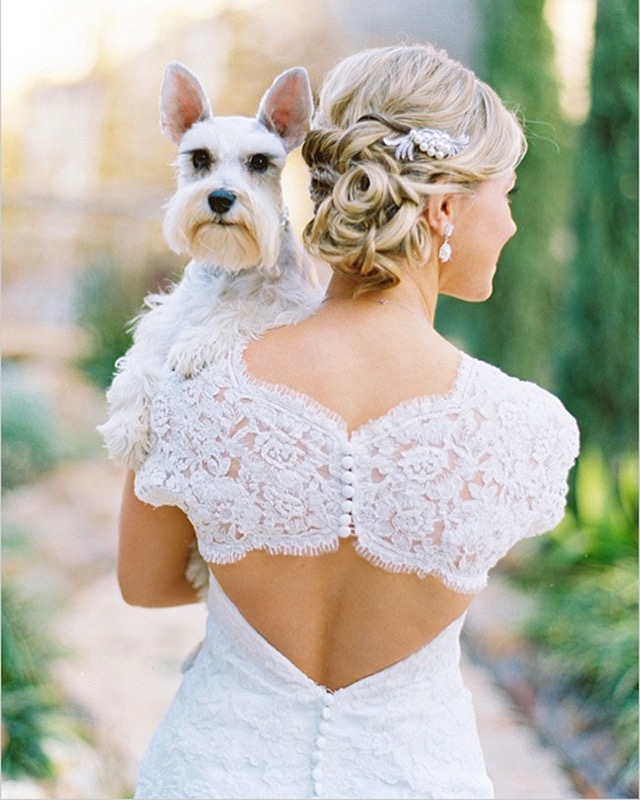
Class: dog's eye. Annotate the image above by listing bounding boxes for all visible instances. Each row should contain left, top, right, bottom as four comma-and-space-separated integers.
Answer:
191, 150, 212, 172
247, 154, 270, 173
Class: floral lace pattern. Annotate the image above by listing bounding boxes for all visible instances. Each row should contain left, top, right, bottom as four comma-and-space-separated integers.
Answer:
136, 340, 579, 594
133, 343, 579, 798
134, 575, 494, 799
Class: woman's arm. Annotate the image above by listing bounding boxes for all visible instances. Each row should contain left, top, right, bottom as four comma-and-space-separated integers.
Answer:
118, 470, 201, 607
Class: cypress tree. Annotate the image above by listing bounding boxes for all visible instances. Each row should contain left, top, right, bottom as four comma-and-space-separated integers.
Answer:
556, 0, 638, 456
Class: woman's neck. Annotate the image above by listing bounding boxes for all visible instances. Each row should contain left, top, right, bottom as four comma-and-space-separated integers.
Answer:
324, 266, 440, 326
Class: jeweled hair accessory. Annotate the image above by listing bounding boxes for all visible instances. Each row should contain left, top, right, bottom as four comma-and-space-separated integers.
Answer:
383, 127, 470, 161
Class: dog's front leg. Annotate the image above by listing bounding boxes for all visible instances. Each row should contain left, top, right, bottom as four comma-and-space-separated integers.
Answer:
98, 279, 195, 468
165, 267, 234, 377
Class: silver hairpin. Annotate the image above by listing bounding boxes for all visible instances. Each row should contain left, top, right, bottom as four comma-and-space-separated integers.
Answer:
383, 127, 469, 161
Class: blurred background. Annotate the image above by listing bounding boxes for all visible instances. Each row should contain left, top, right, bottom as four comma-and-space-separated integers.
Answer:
1, 0, 637, 797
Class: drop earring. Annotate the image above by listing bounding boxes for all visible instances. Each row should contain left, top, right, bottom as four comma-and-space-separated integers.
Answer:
438, 223, 453, 263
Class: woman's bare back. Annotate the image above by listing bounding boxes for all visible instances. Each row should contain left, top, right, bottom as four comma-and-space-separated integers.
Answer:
210, 304, 473, 691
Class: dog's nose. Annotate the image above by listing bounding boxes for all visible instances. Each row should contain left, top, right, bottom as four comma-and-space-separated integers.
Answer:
208, 189, 236, 215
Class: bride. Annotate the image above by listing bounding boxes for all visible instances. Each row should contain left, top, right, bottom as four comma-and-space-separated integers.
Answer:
117, 42, 579, 799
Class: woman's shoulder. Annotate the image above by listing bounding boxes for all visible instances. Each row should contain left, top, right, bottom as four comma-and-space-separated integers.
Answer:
463, 351, 568, 407
461, 352, 579, 443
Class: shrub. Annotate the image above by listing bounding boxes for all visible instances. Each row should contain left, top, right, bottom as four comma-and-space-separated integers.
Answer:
510, 449, 638, 793
1, 583, 61, 780
524, 559, 638, 793
1, 366, 63, 492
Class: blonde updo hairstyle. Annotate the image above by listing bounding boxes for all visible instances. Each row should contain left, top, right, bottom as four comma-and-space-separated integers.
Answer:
302, 44, 527, 296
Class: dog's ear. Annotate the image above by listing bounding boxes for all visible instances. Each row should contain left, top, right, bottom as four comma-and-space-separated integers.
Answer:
257, 68, 313, 153
160, 63, 212, 145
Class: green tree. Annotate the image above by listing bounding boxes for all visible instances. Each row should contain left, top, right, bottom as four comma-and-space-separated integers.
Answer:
438, 0, 573, 388
556, 0, 638, 456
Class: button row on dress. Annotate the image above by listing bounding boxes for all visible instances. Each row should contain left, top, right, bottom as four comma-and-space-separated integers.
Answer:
338, 443, 355, 539
312, 693, 335, 797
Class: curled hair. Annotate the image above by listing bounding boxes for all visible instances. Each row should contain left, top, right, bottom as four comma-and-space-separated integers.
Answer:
302, 44, 527, 295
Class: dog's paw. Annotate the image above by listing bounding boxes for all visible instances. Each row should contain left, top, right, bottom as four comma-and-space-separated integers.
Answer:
97, 411, 151, 470
167, 343, 204, 378
185, 542, 210, 602
167, 335, 225, 378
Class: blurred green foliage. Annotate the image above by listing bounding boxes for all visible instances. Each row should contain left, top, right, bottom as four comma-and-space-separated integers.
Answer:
556, 0, 638, 457
1, 584, 60, 780
511, 449, 638, 794
1, 366, 63, 492
74, 257, 144, 390
2, 364, 86, 780
1, 370, 68, 781
74, 255, 177, 390
525, 558, 638, 795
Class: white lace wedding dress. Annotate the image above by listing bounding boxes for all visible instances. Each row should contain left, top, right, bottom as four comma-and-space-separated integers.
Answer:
132, 339, 579, 799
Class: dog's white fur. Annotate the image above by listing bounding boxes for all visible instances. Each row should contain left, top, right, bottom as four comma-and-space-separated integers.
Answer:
98, 64, 323, 598
98, 63, 322, 473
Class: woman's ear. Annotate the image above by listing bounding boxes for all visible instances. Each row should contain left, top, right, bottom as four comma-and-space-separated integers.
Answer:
424, 193, 454, 237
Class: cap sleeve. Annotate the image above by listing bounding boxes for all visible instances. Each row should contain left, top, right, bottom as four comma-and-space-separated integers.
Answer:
508, 389, 580, 544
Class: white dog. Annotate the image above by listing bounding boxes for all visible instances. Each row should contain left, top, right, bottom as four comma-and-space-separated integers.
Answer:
98, 62, 322, 472
98, 63, 323, 597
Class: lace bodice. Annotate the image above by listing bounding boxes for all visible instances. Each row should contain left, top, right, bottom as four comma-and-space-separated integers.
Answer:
135, 340, 579, 593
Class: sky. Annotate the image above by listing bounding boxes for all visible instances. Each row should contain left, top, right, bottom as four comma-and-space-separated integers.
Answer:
2, 0, 596, 121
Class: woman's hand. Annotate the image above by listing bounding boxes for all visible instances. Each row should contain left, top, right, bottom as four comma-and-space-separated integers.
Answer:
118, 470, 201, 607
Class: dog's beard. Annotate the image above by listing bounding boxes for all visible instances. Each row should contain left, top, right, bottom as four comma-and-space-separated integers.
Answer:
189, 222, 262, 271
164, 192, 282, 272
